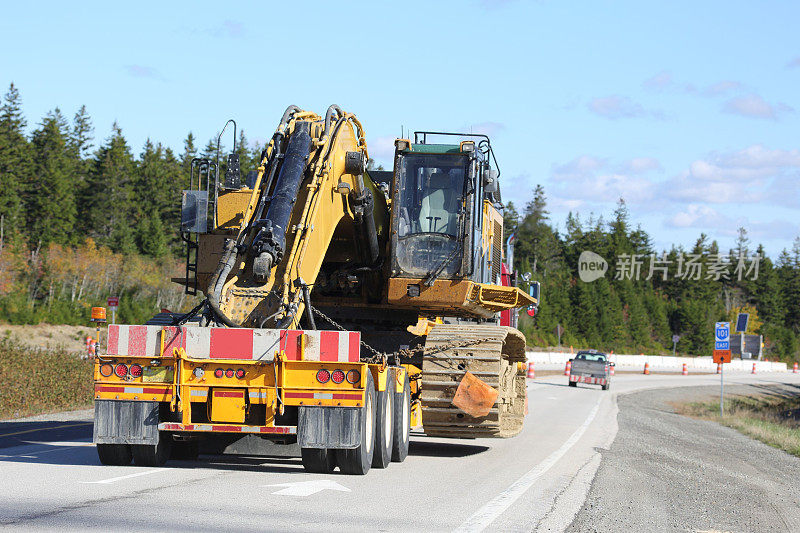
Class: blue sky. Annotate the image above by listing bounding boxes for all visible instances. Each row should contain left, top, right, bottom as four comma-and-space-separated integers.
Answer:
2, 0, 798, 256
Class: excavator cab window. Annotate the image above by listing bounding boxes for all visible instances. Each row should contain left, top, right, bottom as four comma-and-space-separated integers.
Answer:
394, 153, 468, 278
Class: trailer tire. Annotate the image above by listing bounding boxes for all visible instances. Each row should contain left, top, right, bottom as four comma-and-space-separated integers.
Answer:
602, 382, 610, 391
372, 373, 393, 469
391, 371, 410, 463
131, 434, 172, 466
301, 448, 337, 473
96, 443, 132, 466
568, 381, 577, 387
337, 372, 376, 475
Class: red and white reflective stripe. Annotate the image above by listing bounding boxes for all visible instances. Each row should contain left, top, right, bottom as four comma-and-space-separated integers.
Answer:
95, 385, 171, 394
157, 422, 296, 435
284, 391, 363, 401
106, 325, 360, 362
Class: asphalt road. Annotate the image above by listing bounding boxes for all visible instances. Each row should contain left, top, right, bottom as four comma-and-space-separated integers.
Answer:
2, 371, 799, 532
567, 383, 800, 533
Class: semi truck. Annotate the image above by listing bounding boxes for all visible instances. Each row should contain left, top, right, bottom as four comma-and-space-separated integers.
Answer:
92, 105, 537, 474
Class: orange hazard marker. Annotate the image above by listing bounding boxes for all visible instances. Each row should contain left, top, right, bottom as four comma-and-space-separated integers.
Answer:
564, 360, 572, 376
751, 362, 757, 374
527, 362, 536, 379
682, 363, 688, 376
643, 362, 650, 375
570, 345, 574, 354
793, 362, 798, 373
716, 363, 722, 374
610, 364, 615, 376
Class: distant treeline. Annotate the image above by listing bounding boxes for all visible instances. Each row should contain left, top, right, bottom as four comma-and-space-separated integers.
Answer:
509, 186, 800, 362
0, 83, 798, 361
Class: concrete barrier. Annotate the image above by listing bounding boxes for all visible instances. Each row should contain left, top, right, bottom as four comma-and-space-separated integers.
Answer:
525, 350, 788, 372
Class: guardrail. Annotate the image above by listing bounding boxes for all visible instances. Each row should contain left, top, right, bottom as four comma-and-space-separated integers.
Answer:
525, 350, 788, 372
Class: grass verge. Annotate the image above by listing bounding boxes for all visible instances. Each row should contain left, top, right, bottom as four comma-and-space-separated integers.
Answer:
0, 339, 94, 420
674, 393, 800, 458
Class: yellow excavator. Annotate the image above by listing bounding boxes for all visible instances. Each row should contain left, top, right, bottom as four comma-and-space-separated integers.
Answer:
92, 105, 537, 474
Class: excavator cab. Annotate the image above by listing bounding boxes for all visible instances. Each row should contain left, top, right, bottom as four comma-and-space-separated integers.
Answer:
389, 132, 502, 288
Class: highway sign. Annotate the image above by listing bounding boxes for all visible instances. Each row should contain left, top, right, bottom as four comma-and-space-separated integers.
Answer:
107, 296, 119, 309
713, 321, 731, 363
672, 334, 680, 343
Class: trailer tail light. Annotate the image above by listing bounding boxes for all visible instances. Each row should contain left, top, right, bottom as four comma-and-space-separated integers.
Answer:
114, 364, 128, 378
331, 369, 346, 384
214, 368, 224, 378
346, 369, 360, 385
316, 369, 330, 384
236, 368, 245, 379
225, 369, 235, 378
129, 364, 143, 378
100, 363, 113, 377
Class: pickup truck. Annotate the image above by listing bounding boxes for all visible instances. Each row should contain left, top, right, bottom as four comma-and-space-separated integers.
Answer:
568, 350, 613, 390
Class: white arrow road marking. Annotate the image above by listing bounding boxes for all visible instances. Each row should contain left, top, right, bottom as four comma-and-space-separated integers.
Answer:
81, 469, 167, 484
454, 396, 603, 532
265, 479, 351, 497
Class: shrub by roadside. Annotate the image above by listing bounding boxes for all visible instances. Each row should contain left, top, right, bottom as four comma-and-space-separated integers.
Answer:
0, 339, 94, 420
675, 394, 800, 458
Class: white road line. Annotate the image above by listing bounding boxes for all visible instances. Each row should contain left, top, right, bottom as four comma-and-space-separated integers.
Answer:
454, 397, 603, 533
81, 468, 167, 484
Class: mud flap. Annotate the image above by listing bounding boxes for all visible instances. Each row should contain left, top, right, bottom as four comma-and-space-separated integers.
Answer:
451, 371, 498, 418
94, 400, 159, 445
297, 406, 362, 449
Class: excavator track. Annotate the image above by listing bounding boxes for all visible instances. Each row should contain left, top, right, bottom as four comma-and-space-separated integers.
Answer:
420, 324, 527, 439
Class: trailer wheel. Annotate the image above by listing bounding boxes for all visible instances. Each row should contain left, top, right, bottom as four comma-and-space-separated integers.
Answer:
301, 448, 336, 473
568, 381, 577, 387
96, 443, 132, 466
131, 433, 172, 466
602, 381, 610, 391
391, 370, 410, 463
338, 372, 376, 475
372, 372, 394, 469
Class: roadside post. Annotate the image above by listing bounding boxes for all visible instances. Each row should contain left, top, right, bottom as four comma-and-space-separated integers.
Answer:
672, 334, 680, 356
107, 296, 119, 324
90, 307, 107, 358
713, 322, 732, 416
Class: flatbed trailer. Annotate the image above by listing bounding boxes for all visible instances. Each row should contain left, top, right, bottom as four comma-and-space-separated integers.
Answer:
94, 324, 415, 474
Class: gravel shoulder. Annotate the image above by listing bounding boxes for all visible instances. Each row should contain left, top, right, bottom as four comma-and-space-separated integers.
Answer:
568, 384, 800, 533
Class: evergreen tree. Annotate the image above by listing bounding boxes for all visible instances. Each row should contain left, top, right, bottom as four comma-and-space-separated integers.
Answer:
503, 201, 519, 237
82, 122, 136, 251
0, 83, 32, 235
30, 109, 77, 246
137, 211, 168, 258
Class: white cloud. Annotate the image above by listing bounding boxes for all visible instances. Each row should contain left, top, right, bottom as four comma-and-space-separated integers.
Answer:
667, 204, 724, 228
463, 121, 505, 137
666, 205, 799, 241
702, 80, 743, 96
368, 135, 396, 163
663, 145, 800, 205
643, 71, 672, 91
723, 93, 793, 120
550, 155, 657, 208
623, 157, 661, 174
587, 96, 644, 119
